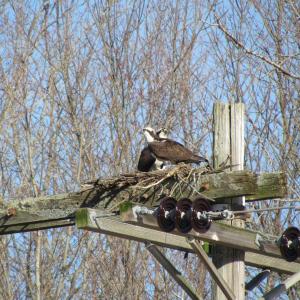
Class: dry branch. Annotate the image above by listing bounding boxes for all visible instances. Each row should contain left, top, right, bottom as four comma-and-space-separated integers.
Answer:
215, 16, 300, 80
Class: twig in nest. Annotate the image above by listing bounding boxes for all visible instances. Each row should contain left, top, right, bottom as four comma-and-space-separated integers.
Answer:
176, 173, 215, 202
134, 165, 183, 189
134, 176, 169, 189
218, 155, 231, 169
82, 164, 213, 192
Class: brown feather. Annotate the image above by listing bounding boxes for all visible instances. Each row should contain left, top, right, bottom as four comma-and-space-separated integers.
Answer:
148, 139, 208, 164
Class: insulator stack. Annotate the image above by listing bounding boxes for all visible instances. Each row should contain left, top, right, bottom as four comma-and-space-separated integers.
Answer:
157, 197, 213, 234
191, 197, 212, 233
156, 197, 177, 232
279, 227, 300, 262
175, 198, 192, 233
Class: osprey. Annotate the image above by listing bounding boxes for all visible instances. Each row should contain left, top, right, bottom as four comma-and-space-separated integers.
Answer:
137, 127, 168, 172
142, 127, 209, 165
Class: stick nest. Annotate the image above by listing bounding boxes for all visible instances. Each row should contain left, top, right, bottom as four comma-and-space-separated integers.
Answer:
81, 163, 230, 191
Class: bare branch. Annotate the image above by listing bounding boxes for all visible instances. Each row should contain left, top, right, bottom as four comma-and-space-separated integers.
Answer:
215, 15, 300, 80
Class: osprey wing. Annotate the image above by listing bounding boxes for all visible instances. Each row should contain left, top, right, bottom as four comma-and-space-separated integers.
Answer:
148, 139, 202, 164
137, 147, 156, 172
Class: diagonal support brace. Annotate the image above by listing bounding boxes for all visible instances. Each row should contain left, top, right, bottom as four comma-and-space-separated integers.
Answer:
145, 242, 202, 300
187, 237, 236, 300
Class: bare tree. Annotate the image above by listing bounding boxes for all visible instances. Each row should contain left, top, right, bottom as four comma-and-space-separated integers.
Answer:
0, 0, 299, 299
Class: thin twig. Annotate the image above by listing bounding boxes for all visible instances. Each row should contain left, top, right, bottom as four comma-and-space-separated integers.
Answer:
215, 15, 300, 80
134, 176, 169, 189
176, 173, 216, 202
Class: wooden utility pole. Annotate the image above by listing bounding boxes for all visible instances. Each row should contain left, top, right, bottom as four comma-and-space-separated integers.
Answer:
0, 101, 295, 298
212, 102, 245, 299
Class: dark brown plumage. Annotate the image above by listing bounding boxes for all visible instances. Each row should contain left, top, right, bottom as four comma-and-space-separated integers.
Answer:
148, 139, 208, 164
137, 147, 156, 172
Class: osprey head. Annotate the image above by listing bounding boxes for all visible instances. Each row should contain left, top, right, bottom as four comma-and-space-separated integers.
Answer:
156, 127, 168, 139
143, 126, 157, 142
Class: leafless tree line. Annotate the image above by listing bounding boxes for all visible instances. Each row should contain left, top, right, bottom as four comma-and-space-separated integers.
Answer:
0, 0, 299, 299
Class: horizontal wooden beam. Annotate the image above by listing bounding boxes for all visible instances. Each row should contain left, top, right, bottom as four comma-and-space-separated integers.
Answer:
0, 218, 74, 234
0, 169, 286, 234
75, 208, 300, 274
121, 208, 286, 259
246, 172, 287, 201
0, 210, 74, 235
0, 168, 286, 212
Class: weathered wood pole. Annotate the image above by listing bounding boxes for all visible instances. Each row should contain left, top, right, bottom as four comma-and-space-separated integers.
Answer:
212, 102, 245, 300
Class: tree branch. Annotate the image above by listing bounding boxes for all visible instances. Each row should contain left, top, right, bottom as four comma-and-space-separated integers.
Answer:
215, 16, 300, 80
